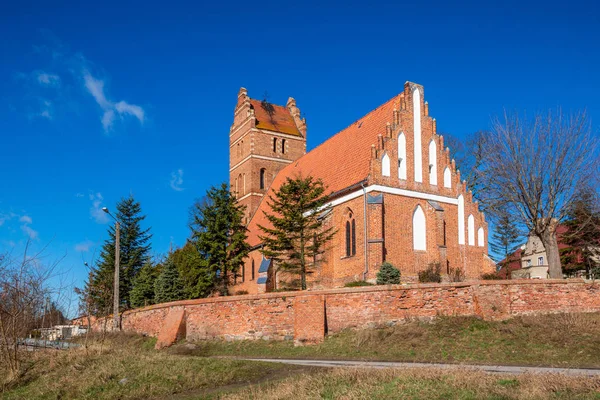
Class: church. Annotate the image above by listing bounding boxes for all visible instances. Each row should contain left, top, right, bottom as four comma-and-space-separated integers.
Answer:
229, 82, 494, 294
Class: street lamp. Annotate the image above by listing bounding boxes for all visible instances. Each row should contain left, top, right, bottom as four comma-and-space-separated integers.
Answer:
102, 207, 120, 331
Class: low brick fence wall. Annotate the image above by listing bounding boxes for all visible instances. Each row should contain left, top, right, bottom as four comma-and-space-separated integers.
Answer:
77, 280, 600, 346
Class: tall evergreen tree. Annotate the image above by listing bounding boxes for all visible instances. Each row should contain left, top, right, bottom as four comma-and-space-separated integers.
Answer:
88, 195, 152, 311
560, 186, 600, 278
170, 241, 212, 299
490, 212, 522, 272
154, 256, 184, 304
190, 183, 250, 296
130, 261, 160, 308
259, 175, 336, 290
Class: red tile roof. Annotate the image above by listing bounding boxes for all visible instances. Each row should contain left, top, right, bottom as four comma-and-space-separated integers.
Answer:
249, 99, 302, 137
246, 92, 404, 246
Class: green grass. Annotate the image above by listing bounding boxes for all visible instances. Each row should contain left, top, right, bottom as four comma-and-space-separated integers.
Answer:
0, 333, 299, 400
172, 312, 600, 368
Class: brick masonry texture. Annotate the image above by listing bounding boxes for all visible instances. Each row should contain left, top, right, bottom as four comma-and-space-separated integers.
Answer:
76, 280, 600, 347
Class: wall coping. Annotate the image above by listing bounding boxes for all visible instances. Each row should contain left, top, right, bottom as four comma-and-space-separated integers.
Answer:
120, 279, 590, 316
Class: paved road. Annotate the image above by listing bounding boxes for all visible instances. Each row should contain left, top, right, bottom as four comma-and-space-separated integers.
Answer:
243, 358, 600, 377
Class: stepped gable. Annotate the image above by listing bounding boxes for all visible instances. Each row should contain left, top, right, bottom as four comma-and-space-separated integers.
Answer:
246, 92, 404, 246
249, 99, 302, 136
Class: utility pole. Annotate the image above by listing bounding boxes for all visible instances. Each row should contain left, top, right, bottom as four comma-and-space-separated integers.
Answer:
113, 221, 120, 330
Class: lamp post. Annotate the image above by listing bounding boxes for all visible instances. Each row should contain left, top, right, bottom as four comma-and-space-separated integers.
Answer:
102, 207, 120, 331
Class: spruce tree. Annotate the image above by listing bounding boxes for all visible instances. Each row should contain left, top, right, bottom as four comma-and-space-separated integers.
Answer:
376, 262, 401, 285
190, 183, 250, 296
170, 241, 212, 299
89, 195, 152, 311
560, 186, 600, 278
130, 261, 159, 308
259, 175, 336, 290
154, 256, 184, 304
490, 212, 521, 272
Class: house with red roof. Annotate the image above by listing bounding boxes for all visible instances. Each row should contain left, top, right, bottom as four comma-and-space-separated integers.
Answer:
229, 82, 495, 293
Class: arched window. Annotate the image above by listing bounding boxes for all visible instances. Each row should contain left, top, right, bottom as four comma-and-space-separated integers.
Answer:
458, 195, 465, 245
260, 168, 266, 190
382, 153, 391, 177
235, 177, 238, 194
478, 227, 484, 247
398, 132, 407, 180
468, 214, 475, 246
242, 173, 246, 195
238, 174, 242, 194
273, 137, 277, 153
237, 142, 240, 157
429, 140, 437, 185
443, 167, 451, 188
281, 139, 286, 154
345, 211, 356, 257
413, 205, 426, 250
413, 88, 422, 183
242, 261, 245, 282
251, 259, 255, 280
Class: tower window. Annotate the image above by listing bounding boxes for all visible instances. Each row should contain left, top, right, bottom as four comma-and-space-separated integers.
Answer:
260, 168, 266, 190
281, 139, 286, 154
251, 259, 255, 280
273, 137, 277, 153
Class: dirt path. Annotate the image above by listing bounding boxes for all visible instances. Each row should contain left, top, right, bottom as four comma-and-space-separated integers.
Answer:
239, 358, 600, 377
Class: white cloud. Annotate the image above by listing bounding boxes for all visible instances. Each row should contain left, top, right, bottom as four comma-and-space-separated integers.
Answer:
83, 71, 145, 132
75, 240, 94, 252
36, 72, 60, 87
170, 169, 184, 191
89, 192, 109, 224
39, 110, 52, 119
75, 193, 84, 198
19, 215, 32, 224
21, 224, 39, 240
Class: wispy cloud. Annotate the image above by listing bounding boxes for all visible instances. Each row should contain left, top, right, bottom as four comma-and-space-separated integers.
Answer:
89, 192, 109, 224
19, 215, 33, 224
36, 71, 60, 87
75, 240, 94, 252
83, 71, 145, 133
19, 216, 38, 240
170, 169, 184, 191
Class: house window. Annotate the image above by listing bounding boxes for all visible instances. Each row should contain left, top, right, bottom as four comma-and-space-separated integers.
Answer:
260, 168, 266, 190
345, 212, 356, 257
251, 259, 255, 280
538, 256, 544, 266
382, 153, 391, 177
526, 259, 532, 267
413, 205, 426, 251
281, 139, 286, 154
273, 137, 277, 152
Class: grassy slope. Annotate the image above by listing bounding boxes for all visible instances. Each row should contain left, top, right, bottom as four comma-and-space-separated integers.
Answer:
174, 312, 600, 368
1, 334, 298, 400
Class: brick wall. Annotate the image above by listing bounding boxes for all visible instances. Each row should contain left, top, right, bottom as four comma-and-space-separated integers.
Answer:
76, 280, 600, 347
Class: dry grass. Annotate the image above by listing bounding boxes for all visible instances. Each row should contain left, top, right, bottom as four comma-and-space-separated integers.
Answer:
220, 368, 600, 400
0, 333, 296, 400
177, 312, 600, 368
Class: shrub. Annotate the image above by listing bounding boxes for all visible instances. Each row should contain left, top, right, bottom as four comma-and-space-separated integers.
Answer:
419, 263, 442, 283
344, 281, 375, 287
448, 267, 465, 282
234, 290, 249, 295
376, 262, 401, 285
481, 272, 503, 280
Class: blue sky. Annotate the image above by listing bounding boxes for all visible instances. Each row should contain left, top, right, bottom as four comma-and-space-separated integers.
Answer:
1, 0, 599, 313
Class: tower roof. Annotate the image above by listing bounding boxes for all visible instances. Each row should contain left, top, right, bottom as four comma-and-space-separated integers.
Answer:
249, 99, 302, 137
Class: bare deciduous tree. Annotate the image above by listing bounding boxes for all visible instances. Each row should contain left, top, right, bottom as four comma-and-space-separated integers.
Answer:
476, 110, 599, 279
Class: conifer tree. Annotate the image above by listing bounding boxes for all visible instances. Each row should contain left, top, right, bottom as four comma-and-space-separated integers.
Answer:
560, 186, 600, 278
130, 261, 159, 308
170, 241, 212, 299
376, 262, 401, 285
88, 195, 152, 311
190, 183, 250, 296
154, 256, 184, 304
490, 212, 522, 272
259, 175, 336, 290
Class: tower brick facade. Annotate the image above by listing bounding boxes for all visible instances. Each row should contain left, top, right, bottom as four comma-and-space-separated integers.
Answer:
229, 88, 307, 222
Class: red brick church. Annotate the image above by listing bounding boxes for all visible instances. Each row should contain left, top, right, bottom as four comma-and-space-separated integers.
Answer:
230, 82, 494, 294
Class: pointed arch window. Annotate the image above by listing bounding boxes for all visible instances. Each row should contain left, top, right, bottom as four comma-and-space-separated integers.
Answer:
273, 137, 277, 153
443, 167, 451, 188
398, 132, 407, 180
413, 205, 426, 251
429, 140, 437, 185
345, 211, 356, 257
242, 173, 246, 195
458, 195, 465, 245
382, 153, 391, 177
413, 88, 422, 183
468, 214, 475, 246
251, 259, 255, 280
260, 168, 266, 190
477, 227, 484, 247
242, 261, 245, 282
281, 139, 286, 154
